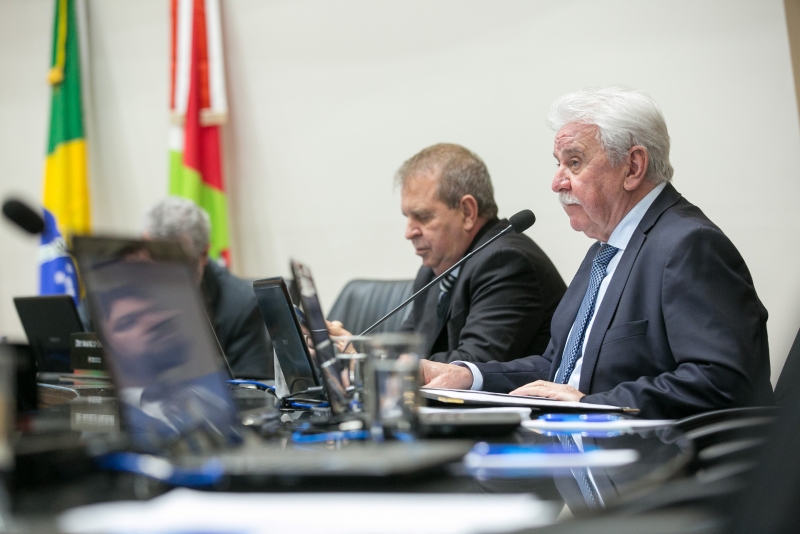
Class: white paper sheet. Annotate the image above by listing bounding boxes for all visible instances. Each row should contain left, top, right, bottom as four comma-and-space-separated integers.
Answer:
420, 388, 627, 412
58, 489, 560, 534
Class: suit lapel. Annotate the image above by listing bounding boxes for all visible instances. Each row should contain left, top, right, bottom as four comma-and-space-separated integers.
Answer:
578, 183, 682, 392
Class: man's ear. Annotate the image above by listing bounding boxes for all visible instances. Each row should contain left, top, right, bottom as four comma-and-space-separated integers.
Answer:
623, 146, 649, 191
460, 194, 480, 231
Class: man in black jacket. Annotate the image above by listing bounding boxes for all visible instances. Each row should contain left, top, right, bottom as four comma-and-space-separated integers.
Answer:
144, 197, 272, 378
421, 88, 774, 419
392, 143, 566, 363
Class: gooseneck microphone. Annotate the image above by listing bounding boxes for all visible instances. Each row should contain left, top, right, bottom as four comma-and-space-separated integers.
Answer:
357, 209, 536, 337
2, 199, 45, 235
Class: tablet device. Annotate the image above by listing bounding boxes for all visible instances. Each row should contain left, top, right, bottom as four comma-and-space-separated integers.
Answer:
290, 260, 349, 416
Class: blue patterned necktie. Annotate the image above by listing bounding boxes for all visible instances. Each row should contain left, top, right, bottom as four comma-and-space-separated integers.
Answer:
554, 243, 619, 385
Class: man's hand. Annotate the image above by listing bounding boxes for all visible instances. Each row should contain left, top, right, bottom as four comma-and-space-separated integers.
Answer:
421, 360, 474, 389
509, 380, 585, 402
326, 320, 356, 354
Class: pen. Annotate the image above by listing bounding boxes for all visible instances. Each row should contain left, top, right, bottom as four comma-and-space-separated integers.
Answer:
540, 413, 621, 422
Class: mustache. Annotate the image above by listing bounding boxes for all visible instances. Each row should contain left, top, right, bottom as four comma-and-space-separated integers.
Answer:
559, 192, 581, 206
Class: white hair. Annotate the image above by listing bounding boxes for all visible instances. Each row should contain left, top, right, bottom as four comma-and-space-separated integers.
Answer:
144, 196, 210, 257
546, 86, 674, 184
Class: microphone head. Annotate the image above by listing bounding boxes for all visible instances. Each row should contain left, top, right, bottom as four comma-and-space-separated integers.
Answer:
508, 209, 536, 233
2, 199, 45, 235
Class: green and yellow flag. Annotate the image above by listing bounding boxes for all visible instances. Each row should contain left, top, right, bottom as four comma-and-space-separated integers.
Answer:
40, 0, 88, 300
43, 0, 90, 238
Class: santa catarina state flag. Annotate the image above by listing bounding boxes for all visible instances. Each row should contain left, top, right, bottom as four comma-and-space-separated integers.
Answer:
169, 0, 231, 265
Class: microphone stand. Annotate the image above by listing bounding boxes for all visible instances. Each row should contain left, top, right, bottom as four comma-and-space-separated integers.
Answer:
357, 222, 517, 337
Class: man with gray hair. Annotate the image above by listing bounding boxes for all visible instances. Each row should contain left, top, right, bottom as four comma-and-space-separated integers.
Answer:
144, 197, 271, 378
332, 143, 566, 364
421, 88, 773, 419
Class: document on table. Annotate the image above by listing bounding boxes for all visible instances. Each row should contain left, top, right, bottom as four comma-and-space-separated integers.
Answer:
59, 488, 560, 534
420, 388, 633, 413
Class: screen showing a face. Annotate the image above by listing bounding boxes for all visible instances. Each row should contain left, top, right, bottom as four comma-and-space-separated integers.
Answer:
253, 280, 318, 394
290, 261, 348, 415
74, 238, 242, 455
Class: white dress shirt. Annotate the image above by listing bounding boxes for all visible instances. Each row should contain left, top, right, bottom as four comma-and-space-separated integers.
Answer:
458, 183, 666, 391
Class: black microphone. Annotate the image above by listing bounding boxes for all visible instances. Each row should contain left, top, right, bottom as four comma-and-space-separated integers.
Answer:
358, 209, 536, 336
2, 199, 45, 235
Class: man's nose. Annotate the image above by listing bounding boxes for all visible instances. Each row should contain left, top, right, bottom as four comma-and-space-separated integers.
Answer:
405, 220, 420, 240
551, 167, 570, 193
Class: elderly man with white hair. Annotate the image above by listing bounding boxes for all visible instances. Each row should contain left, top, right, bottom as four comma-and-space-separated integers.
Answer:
421, 87, 774, 419
144, 197, 272, 379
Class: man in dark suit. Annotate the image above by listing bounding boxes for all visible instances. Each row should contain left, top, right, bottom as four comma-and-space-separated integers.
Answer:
330, 144, 565, 363
421, 88, 773, 419
144, 197, 272, 378
397, 143, 565, 363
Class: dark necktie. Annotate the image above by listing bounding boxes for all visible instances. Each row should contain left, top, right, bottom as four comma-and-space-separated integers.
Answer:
554, 243, 619, 385
437, 271, 458, 331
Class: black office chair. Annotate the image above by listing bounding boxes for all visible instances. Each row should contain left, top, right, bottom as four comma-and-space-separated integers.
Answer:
327, 279, 414, 335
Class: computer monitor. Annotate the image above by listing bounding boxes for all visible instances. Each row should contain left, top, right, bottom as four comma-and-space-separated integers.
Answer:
14, 295, 85, 373
252, 277, 319, 395
72, 236, 242, 454
290, 260, 349, 416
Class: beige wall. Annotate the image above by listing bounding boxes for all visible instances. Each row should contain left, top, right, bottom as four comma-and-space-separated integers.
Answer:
1, 0, 799, 384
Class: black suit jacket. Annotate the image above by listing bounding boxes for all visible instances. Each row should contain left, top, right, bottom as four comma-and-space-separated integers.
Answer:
401, 218, 566, 363
202, 262, 272, 379
475, 184, 774, 419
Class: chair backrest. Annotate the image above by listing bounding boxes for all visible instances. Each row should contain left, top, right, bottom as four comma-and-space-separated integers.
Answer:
327, 279, 414, 335
774, 325, 800, 408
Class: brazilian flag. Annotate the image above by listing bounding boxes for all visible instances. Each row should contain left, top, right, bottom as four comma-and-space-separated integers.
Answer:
40, 0, 89, 300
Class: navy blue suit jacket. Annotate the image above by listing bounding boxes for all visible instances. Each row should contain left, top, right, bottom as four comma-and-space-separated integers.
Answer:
475, 184, 774, 419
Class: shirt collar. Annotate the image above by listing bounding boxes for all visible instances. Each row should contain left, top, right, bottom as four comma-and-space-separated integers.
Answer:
606, 182, 667, 251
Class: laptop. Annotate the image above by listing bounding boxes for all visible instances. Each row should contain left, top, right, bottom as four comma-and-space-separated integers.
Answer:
72, 236, 242, 455
72, 236, 471, 477
252, 277, 320, 396
14, 295, 85, 373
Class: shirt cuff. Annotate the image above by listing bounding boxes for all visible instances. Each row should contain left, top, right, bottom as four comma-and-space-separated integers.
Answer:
451, 361, 483, 391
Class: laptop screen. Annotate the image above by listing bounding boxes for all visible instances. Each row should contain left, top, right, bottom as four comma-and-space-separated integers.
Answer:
73, 237, 241, 455
290, 260, 348, 415
252, 277, 319, 395
14, 295, 85, 373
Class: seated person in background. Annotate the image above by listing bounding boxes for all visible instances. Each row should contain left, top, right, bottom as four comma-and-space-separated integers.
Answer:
421, 87, 774, 419
331, 143, 566, 364
144, 197, 272, 378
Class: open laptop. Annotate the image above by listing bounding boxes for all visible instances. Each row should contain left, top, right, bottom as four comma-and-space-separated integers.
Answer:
72, 236, 242, 455
72, 236, 471, 477
14, 295, 85, 373
252, 277, 320, 396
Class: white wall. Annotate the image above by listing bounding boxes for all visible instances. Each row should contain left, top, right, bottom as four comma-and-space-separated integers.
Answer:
1, 0, 799, 384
